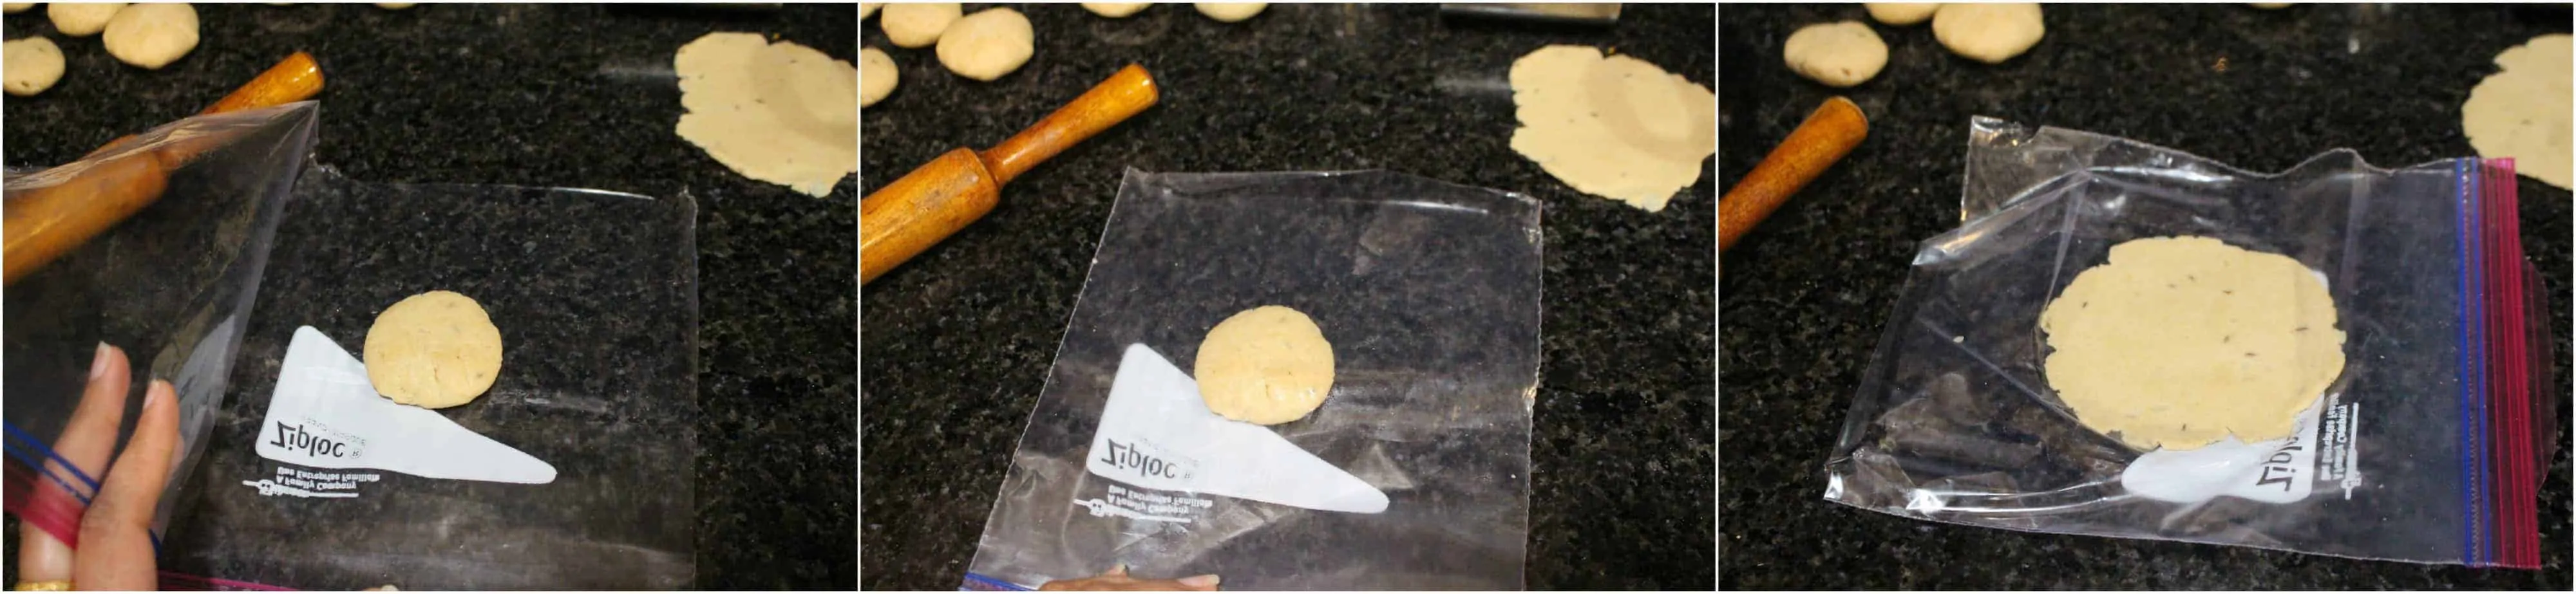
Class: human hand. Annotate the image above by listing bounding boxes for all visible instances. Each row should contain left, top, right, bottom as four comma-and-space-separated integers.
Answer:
14, 344, 182, 591
1036, 565, 1220, 591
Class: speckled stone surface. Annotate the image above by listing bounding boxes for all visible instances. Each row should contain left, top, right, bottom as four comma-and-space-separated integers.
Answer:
3, 4, 856, 589
1721, 4, 2570, 589
862, 3, 1712, 590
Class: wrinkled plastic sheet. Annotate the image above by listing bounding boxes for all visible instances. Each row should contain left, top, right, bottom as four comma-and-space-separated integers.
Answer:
964, 171, 1543, 590
5, 104, 318, 553
150, 166, 701, 589
1825, 117, 2554, 567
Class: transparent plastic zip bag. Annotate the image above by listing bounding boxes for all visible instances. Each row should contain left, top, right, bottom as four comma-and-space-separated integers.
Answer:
152, 166, 700, 589
1823, 117, 2553, 566
4, 104, 319, 554
963, 171, 1543, 591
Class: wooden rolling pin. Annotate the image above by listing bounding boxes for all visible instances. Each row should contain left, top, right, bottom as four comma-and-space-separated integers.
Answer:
861, 64, 1160, 285
4, 52, 325, 286
1717, 96, 1867, 253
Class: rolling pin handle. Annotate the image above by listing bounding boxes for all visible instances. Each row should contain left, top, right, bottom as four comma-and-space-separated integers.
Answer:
978, 64, 1160, 186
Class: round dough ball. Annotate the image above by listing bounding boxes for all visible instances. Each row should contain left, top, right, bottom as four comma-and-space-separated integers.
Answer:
878, 2, 960, 49
1783, 21, 1888, 88
1865, 3, 1940, 26
100, 3, 194, 70
1933, 3, 2043, 64
860, 3, 876, 19
1195, 306, 1336, 426
2463, 34, 2574, 190
2039, 237, 2345, 451
1083, 3, 1150, 18
364, 291, 505, 410
1195, 3, 1265, 23
4, 36, 66, 97
936, 7, 1032, 82
48, 2, 124, 37
3, 4, 35, 15
860, 46, 896, 107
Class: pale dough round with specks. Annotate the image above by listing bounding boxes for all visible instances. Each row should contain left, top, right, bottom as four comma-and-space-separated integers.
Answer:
365, 291, 504, 409
1932, 3, 2044, 64
936, 7, 1033, 82
2038, 236, 2346, 451
1508, 45, 1716, 212
2462, 33, 2572, 190
5, 37, 66, 97
860, 46, 896, 107
1195, 306, 1335, 426
674, 32, 859, 196
1783, 21, 1887, 88
878, 3, 960, 48
1865, 3, 1939, 26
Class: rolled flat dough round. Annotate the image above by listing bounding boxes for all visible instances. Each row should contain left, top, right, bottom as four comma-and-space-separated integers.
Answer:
365, 291, 504, 409
1932, 3, 2044, 64
2038, 236, 2346, 451
878, 3, 961, 49
1195, 3, 1266, 23
1783, 21, 1888, 88
1865, 3, 1939, 26
1083, 3, 1150, 18
1508, 45, 1717, 212
936, 7, 1033, 82
2462, 33, 2572, 190
1195, 306, 1335, 425
5, 37, 66, 97
675, 32, 859, 196
860, 46, 896, 107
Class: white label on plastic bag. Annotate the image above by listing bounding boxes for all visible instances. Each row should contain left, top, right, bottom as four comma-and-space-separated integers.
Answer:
1080, 344, 1388, 519
252, 326, 556, 490
2121, 392, 2359, 504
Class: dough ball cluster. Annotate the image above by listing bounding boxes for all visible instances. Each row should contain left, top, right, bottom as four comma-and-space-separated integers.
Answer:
364, 291, 506, 410
2038, 237, 2346, 451
102, 3, 197, 70
1508, 45, 1716, 211
4, 36, 65, 96
2462, 33, 2573, 190
1785, 4, 2048, 87
1783, 21, 1887, 88
937, 7, 1034, 82
1195, 306, 1336, 425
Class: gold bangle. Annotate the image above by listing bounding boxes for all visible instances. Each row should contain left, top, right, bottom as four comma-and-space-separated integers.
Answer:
12, 581, 71, 591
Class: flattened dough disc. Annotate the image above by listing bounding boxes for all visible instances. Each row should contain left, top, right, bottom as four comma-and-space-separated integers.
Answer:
2038, 236, 2346, 450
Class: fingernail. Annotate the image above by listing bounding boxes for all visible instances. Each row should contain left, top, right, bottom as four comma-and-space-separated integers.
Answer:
90, 343, 111, 379
1179, 575, 1220, 588
144, 380, 171, 411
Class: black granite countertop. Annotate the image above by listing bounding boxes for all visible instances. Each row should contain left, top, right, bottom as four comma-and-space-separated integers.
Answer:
3, 3, 855, 589
861, 3, 1713, 590
1720, 4, 2570, 589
